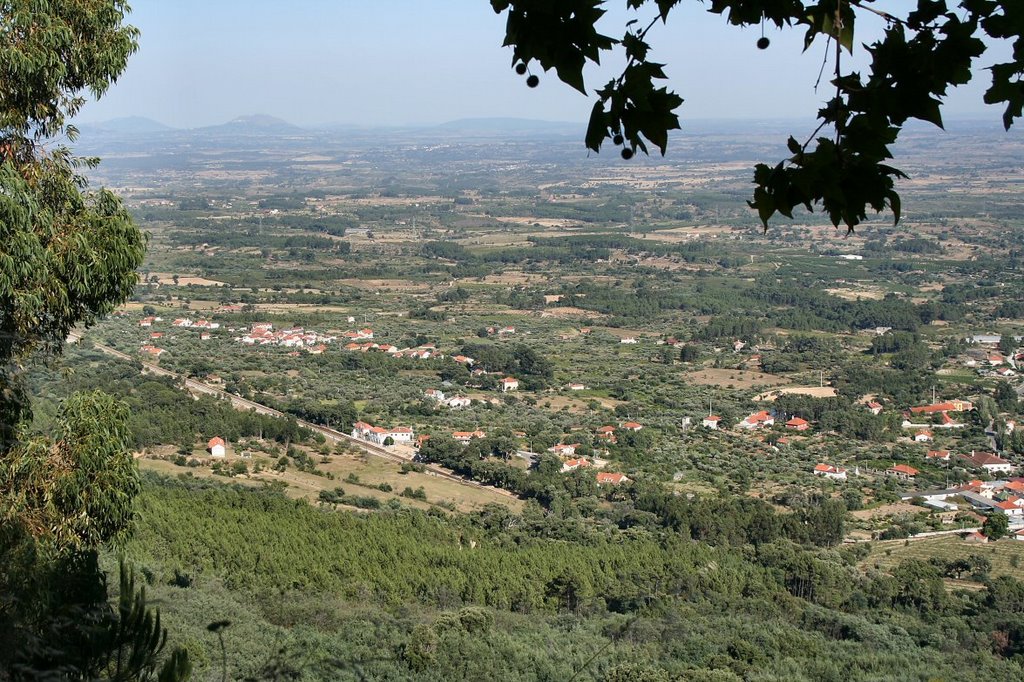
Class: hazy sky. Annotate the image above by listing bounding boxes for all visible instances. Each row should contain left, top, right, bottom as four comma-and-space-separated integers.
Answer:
80, 0, 1012, 129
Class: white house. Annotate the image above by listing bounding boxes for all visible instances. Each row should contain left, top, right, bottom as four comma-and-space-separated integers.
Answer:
208, 437, 226, 458
813, 463, 847, 480
960, 451, 1015, 475
446, 396, 472, 408
351, 421, 414, 446
738, 411, 774, 430
702, 415, 722, 430
500, 377, 519, 392
994, 498, 1024, 519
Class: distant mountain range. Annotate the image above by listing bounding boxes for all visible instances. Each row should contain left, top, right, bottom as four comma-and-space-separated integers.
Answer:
76, 113, 1006, 142
79, 114, 584, 137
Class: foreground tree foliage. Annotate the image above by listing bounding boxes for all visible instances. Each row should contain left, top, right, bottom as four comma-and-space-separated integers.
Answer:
491, 0, 1024, 230
0, 2, 188, 678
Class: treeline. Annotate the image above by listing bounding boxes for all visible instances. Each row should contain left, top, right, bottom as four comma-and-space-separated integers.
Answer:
419, 236, 741, 269
531, 235, 743, 267
772, 394, 889, 441
170, 213, 354, 237
864, 237, 944, 254
457, 342, 553, 380
417, 436, 845, 548
695, 316, 761, 341
751, 278, 944, 332
29, 351, 312, 450
167, 228, 350, 253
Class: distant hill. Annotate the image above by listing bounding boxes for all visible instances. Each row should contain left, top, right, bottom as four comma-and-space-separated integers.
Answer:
80, 116, 173, 134
197, 114, 305, 135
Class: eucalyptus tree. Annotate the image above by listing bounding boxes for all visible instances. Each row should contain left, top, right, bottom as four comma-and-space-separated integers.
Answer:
0, 2, 188, 678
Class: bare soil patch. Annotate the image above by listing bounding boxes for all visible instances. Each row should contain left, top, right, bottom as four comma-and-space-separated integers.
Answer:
850, 502, 922, 520
755, 386, 838, 400
151, 274, 228, 287
541, 307, 599, 317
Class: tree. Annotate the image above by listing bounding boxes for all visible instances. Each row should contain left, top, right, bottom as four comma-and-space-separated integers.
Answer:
491, 0, 1024, 230
994, 380, 1019, 412
983, 512, 1010, 540
0, 2, 187, 677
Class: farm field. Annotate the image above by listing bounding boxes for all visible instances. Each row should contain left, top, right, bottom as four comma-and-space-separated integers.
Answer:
863, 535, 1024, 582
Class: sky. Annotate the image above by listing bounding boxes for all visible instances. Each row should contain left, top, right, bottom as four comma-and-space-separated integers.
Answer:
80, 0, 1013, 129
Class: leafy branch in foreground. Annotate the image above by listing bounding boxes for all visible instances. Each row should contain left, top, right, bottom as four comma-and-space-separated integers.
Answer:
491, 0, 1024, 231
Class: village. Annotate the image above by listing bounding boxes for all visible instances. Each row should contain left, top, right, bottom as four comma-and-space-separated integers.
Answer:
110, 301, 1024, 544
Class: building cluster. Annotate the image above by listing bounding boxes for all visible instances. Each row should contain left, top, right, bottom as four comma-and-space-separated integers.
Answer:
238, 323, 337, 348
903, 478, 1024, 522
344, 341, 438, 359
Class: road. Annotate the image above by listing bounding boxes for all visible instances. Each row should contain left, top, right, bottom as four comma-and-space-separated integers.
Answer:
68, 333, 518, 500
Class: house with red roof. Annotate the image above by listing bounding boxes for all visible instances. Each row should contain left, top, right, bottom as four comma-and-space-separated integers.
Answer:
452, 430, 486, 444
548, 443, 580, 457
964, 531, 990, 543
621, 422, 643, 431
139, 345, 165, 358
913, 430, 933, 443
596, 472, 630, 485
738, 411, 774, 430
910, 399, 973, 414
958, 451, 1015, 475
561, 457, 592, 472
351, 421, 414, 446
500, 377, 519, 392
866, 401, 883, 415
702, 415, 722, 430
888, 464, 919, 480
993, 498, 1024, 519
813, 463, 847, 481
926, 450, 951, 462
207, 437, 226, 458
785, 417, 810, 431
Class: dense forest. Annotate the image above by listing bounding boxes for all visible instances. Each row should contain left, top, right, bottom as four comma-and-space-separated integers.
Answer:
123, 474, 1024, 681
